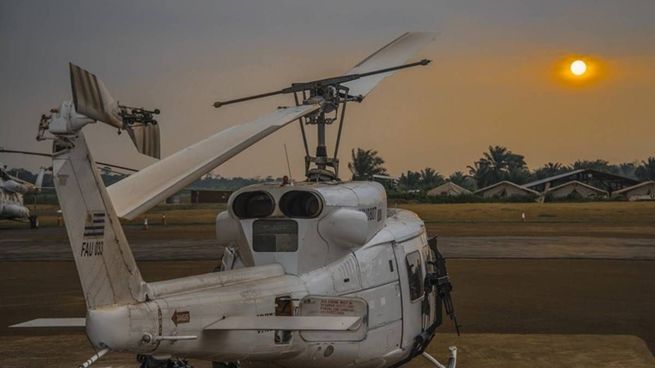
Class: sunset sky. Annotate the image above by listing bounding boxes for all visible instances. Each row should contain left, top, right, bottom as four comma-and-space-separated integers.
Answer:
1, 1, 654, 178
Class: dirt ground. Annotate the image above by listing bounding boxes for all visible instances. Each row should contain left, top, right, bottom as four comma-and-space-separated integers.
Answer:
1, 202, 654, 366
1, 259, 653, 367
2, 226, 654, 261
1, 333, 653, 368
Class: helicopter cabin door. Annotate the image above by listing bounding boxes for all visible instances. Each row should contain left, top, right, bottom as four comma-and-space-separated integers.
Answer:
394, 236, 427, 349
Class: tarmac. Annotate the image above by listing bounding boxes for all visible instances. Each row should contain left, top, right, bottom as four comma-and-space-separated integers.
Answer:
1, 225, 653, 367
1, 226, 654, 260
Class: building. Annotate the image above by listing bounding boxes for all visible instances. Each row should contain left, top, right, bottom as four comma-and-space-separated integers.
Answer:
612, 181, 655, 201
426, 182, 472, 197
190, 189, 233, 203
523, 168, 640, 194
545, 180, 608, 200
475, 181, 540, 199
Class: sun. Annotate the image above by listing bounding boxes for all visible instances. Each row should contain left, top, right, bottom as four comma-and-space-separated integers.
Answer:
570, 59, 587, 76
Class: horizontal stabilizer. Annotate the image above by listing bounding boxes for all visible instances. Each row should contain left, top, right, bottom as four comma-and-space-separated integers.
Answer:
342, 32, 435, 98
108, 104, 319, 220
10, 318, 86, 328
205, 316, 361, 331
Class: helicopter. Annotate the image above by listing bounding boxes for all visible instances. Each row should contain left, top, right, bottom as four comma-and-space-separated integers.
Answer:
12, 32, 460, 368
0, 162, 45, 228
0, 148, 138, 229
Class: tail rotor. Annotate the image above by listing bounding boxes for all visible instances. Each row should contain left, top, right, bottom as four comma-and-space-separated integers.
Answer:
68, 63, 161, 159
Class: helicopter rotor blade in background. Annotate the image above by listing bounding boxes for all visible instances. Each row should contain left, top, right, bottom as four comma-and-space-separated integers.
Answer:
341, 32, 436, 99
0, 148, 138, 173
108, 104, 320, 220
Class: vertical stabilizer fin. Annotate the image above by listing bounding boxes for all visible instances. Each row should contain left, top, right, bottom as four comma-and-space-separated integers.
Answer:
52, 132, 147, 309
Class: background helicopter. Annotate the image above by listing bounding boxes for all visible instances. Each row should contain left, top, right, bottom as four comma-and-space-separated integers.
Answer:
0, 148, 138, 229
0, 161, 45, 228
13, 32, 460, 368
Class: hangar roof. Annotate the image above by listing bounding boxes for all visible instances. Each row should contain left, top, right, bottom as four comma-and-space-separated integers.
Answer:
523, 168, 640, 193
613, 181, 655, 195
545, 180, 608, 195
475, 180, 540, 196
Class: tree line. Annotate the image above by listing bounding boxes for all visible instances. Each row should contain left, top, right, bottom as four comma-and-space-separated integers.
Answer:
6, 145, 655, 193
348, 146, 655, 191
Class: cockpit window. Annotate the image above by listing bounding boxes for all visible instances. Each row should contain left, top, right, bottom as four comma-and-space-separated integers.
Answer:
253, 220, 298, 252
406, 251, 424, 301
232, 191, 275, 219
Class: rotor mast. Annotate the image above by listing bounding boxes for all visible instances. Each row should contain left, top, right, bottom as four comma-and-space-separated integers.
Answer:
213, 59, 431, 181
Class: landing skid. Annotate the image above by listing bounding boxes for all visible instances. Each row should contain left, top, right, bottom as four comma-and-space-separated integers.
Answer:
137, 355, 194, 368
422, 347, 457, 368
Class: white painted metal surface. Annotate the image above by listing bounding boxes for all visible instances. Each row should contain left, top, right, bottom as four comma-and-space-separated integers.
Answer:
205, 316, 361, 331
108, 105, 320, 220
52, 132, 147, 308
20, 33, 456, 368
10, 318, 86, 328
342, 32, 435, 98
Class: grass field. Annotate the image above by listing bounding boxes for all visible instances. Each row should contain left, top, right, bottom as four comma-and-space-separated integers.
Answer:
9, 201, 655, 239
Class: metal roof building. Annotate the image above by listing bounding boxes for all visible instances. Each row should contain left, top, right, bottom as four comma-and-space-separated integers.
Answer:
523, 168, 640, 194
426, 182, 472, 197
475, 181, 540, 199
612, 181, 655, 201
545, 180, 608, 200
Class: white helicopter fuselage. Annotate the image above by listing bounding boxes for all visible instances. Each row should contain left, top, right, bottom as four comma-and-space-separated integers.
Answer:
85, 180, 440, 367
20, 32, 452, 366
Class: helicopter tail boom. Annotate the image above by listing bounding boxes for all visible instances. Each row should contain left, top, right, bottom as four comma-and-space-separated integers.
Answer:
52, 132, 147, 309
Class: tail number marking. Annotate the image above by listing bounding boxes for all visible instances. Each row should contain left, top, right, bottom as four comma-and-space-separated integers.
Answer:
81, 239, 104, 257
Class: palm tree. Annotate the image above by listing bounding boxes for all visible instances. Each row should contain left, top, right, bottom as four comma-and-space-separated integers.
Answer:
617, 162, 638, 179
419, 167, 444, 189
399, 170, 421, 190
572, 159, 612, 172
532, 162, 570, 180
348, 148, 387, 181
468, 145, 528, 187
448, 171, 476, 191
636, 157, 655, 181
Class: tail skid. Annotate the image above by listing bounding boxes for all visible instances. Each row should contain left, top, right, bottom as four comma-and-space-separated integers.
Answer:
52, 132, 147, 309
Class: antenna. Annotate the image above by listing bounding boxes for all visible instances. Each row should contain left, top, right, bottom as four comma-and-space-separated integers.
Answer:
213, 59, 431, 181
283, 144, 292, 180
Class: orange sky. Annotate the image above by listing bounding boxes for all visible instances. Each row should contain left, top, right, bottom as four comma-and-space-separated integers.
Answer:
1, 1, 654, 178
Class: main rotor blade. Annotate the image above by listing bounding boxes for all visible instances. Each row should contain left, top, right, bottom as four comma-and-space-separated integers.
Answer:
342, 32, 436, 98
108, 104, 320, 219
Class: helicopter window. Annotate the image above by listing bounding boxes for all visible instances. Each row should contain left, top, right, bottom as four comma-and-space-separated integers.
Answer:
253, 220, 298, 252
405, 251, 424, 301
232, 191, 275, 219
279, 191, 323, 218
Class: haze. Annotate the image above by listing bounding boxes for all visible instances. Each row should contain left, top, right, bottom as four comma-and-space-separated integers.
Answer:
1, 0, 654, 178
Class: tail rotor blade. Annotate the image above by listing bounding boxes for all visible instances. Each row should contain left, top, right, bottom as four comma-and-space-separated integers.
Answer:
69, 63, 122, 128
126, 123, 161, 159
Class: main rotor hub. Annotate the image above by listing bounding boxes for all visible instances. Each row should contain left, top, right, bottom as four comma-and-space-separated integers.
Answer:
212, 58, 431, 181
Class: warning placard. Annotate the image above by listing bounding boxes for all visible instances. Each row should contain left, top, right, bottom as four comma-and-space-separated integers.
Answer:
300, 296, 366, 317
